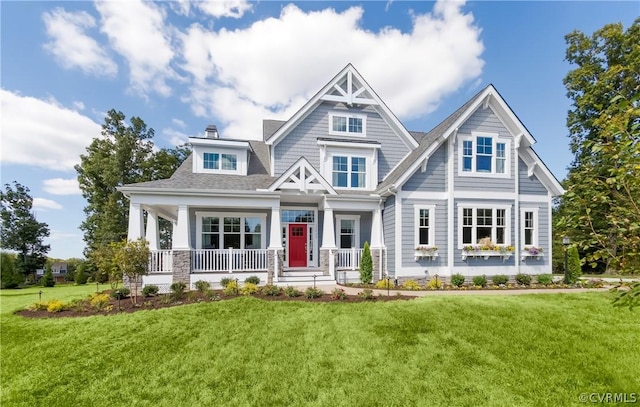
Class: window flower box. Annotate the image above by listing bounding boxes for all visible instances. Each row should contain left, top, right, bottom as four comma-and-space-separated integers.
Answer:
462, 245, 514, 261
520, 246, 544, 261
414, 246, 439, 260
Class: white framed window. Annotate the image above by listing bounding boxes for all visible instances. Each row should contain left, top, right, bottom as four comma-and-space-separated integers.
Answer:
458, 132, 510, 177
203, 153, 219, 170
332, 156, 367, 188
196, 212, 266, 249
329, 112, 366, 136
203, 152, 238, 171
221, 154, 237, 171
458, 204, 512, 247
335, 215, 360, 249
520, 208, 539, 247
414, 205, 436, 248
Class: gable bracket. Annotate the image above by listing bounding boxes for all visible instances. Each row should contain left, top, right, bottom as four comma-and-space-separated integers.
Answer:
421, 157, 429, 173
527, 162, 537, 177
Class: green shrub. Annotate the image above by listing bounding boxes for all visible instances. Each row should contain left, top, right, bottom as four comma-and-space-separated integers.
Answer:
241, 282, 259, 296
358, 289, 375, 300
536, 274, 553, 286
492, 274, 509, 285
205, 289, 220, 301
220, 277, 234, 288
567, 246, 582, 283
261, 284, 282, 296
331, 288, 347, 300
374, 279, 395, 289
402, 279, 421, 291
28, 301, 49, 311
304, 287, 324, 299
284, 286, 301, 298
244, 275, 260, 285
41, 268, 55, 287
222, 280, 239, 296
46, 299, 66, 313
1, 253, 22, 289
515, 273, 532, 286
359, 241, 373, 284
110, 287, 130, 300
472, 275, 487, 287
74, 264, 88, 285
142, 285, 159, 297
170, 281, 187, 300
450, 273, 466, 287
194, 280, 211, 293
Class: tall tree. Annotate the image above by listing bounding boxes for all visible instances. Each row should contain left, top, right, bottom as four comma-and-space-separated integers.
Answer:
75, 110, 189, 256
557, 19, 640, 273
0, 182, 50, 278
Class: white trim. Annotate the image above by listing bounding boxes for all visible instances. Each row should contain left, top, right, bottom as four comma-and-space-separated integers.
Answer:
127, 202, 144, 241
192, 146, 247, 175
395, 187, 403, 275
413, 205, 436, 249
328, 111, 367, 137
548, 192, 553, 267
195, 212, 267, 250
174, 204, 190, 250
514, 145, 520, 275
447, 136, 455, 273
520, 207, 539, 248
317, 139, 381, 149
457, 132, 511, 179
324, 147, 377, 191
457, 204, 512, 249
335, 215, 361, 249
267, 157, 336, 194
188, 138, 251, 149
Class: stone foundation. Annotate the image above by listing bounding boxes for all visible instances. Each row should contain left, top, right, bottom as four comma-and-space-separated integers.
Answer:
319, 249, 334, 276
172, 250, 191, 285
123, 274, 142, 292
370, 248, 387, 281
267, 249, 284, 284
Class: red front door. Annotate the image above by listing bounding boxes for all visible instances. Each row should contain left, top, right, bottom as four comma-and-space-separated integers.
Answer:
288, 224, 307, 267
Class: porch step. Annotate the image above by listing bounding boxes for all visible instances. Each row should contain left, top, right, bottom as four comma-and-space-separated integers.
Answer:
277, 274, 335, 284
281, 269, 323, 277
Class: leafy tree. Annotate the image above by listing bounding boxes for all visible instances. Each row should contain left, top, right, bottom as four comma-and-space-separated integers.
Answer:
113, 238, 150, 304
0, 182, 50, 279
1, 252, 22, 289
567, 246, 582, 284
75, 110, 189, 258
90, 244, 119, 287
359, 241, 373, 284
74, 263, 88, 285
41, 267, 55, 287
557, 19, 640, 274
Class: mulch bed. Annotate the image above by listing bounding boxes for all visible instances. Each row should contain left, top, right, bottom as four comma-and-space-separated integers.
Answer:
16, 289, 415, 319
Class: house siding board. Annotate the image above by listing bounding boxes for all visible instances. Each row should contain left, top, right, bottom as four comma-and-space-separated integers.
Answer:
454, 108, 515, 192
453, 199, 516, 267
403, 143, 447, 192
383, 196, 395, 275
401, 199, 448, 267
518, 158, 548, 195
273, 102, 410, 182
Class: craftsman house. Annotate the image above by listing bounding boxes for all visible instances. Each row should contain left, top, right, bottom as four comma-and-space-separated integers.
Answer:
120, 64, 564, 290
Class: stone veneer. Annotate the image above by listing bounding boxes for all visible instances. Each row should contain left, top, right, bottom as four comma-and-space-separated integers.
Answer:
319, 249, 333, 276
267, 249, 284, 284
172, 250, 191, 284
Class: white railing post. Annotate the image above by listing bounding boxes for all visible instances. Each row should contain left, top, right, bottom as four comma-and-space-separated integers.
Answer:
228, 247, 233, 273
351, 247, 356, 270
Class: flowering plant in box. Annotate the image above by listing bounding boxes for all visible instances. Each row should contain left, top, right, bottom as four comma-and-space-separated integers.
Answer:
524, 246, 543, 255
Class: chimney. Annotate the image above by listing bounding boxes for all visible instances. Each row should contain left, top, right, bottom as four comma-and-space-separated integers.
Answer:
205, 125, 218, 139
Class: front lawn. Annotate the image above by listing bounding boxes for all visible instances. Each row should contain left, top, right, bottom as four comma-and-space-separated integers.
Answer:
1, 285, 638, 406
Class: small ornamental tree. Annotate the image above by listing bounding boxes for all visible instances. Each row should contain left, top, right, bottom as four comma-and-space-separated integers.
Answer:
41, 267, 55, 287
359, 241, 373, 284
113, 238, 150, 304
1, 252, 22, 289
567, 245, 582, 284
74, 263, 88, 285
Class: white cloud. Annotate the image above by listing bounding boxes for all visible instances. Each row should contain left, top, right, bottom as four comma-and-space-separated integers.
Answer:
48, 230, 80, 240
171, 118, 187, 128
195, 0, 253, 19
42, 8, 117, 77
33, 198, 63, 211
73, 101, 85, 111
0, 89, 100, 171
162, 127, 196, 146
95, 0, 177, 97
179, 0, 484, 139
43, 178, 81, 195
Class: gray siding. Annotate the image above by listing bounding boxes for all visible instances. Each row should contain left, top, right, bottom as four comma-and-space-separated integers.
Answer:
274, 101, 411, 182
401, 199, 448, 268
383, 196, 395, 275
454, 107, 515, 192
403, 142, 447, 192
518, 158, 548, 195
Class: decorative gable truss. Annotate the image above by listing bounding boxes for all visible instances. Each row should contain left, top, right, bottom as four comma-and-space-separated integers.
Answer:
267, 157, 337, 195
320, 69, 376, 106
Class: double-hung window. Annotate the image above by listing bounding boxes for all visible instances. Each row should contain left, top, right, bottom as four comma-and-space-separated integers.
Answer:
332, 156, 366, 188
459, 206, 511, 246
335, 216, 360, 249
329, 113, 366, 136
414, 205, 436, 248
520, 208, 538, 247
460, 134, 509, 176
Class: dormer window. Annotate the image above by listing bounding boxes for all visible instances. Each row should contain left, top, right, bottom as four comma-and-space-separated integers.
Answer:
329, 112, 366, 136
459, 132, 510, 178
203, 153, 238, 171
190, 135, 250, 175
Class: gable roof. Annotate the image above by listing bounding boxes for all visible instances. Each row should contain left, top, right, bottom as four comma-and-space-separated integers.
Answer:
267, 157, 336, 195
264, 64, 419, 150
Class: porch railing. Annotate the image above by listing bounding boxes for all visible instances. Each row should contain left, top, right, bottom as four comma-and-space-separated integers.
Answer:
336, 248, 364, 270
192, 248, 268, 273
149, 250, 173, 273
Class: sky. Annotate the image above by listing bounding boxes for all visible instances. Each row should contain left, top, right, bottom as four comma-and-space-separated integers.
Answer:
1, 0, 638, 260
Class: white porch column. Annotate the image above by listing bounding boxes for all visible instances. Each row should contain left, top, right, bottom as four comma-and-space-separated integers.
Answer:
127, 202, 144, 241
321, 207, 336, 248
173, 204, 190, 250
145, 210, 160, 250
370, 207, 383, 249
268, 206, 282, 249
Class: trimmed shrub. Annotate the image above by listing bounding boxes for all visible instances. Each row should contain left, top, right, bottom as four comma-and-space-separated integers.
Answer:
331, 288, 347, 300
41, 268, 55, 287
536, 274, 553, 286
402, 279, 421, 291
46, 300, 66, 313
515, 273, 532, 286
220, 277, 234, 288
261, 285, 282, 296
358, 289, 375, 300
194, 280, 211, 293
450, 273, 466, 287
492, 274, 509, 285
304, 287, 324, 299
374, 279, 395, 289
142, 285, 159, 297
567, 246, 582, 283
244, 275, 261, 285
222, 280, 239, 296
241, 282, 259, 296
426, 277, 443, 289
170, 281, 187, 300
110, 287, 130, 300
472, 275, 488, 287
284, 286, 301, 298
359, 241, 373, 284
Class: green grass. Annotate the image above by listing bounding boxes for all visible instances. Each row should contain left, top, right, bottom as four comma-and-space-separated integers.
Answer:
1, 286, 638, 406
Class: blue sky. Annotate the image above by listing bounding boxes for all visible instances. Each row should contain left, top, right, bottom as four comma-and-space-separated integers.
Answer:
1, 1, 638, 260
